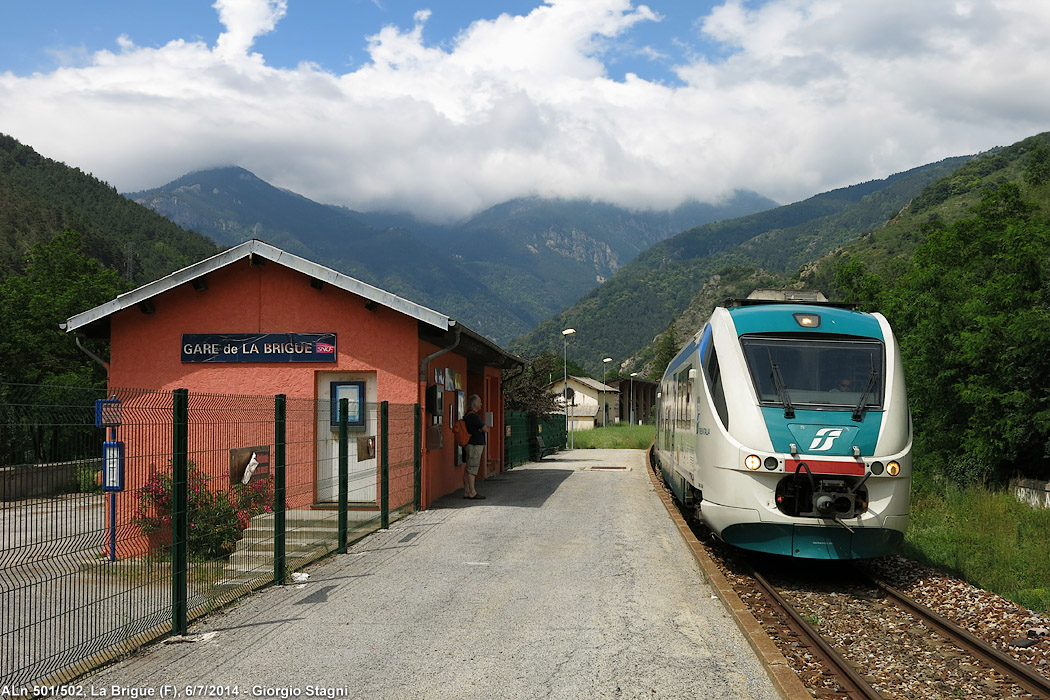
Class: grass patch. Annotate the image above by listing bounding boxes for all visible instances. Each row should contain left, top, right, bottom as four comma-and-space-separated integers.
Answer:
570, 423, 655, 450
904, 483, 1050, 616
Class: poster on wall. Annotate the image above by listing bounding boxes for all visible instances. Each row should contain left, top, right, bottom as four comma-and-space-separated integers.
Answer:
330, 381, 366, 429
444, 368, 455, 391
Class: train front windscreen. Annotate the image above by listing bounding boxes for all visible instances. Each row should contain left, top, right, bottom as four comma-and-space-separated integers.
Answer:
740, 335, 885, 412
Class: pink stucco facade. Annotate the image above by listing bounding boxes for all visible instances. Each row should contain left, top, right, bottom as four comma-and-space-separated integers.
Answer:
109, 261, 419, 403
89, 251, 511, 558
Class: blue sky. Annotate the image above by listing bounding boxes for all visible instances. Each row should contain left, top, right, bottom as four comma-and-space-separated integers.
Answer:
1, 1, 1047, 221
1, 1, 723, 82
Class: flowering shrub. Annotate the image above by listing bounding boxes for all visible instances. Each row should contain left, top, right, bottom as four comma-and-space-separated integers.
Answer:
132, 464, 274, 559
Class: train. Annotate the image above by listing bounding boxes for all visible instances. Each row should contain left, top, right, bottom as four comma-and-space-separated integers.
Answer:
652, 290, 912, 559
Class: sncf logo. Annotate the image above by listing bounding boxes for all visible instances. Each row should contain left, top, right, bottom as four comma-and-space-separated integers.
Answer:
808, 428, 844, 452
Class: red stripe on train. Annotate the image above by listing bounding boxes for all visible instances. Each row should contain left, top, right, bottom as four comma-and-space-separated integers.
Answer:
785, 459, 865, 475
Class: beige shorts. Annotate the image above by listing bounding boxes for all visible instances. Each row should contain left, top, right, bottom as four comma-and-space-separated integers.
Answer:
465, 444, 484, 475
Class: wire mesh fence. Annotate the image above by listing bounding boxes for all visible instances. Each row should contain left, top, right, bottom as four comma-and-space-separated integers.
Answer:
0, 384, 420, 693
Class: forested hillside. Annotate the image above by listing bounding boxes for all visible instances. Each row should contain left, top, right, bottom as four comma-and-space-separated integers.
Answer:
818, 133, 1050, 485
542, 131, 1050, 488
0, 134, 221, 386
511, 156, 969, 374
0, 134, 218, 284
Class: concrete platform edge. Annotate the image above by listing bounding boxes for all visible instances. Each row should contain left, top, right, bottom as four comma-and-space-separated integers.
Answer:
644, 450, 812, 700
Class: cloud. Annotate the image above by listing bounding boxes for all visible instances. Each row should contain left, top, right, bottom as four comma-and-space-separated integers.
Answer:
213, 0, 288, 60
0, 0, 1047, 221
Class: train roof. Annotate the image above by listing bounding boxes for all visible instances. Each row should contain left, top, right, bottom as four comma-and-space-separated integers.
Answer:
723, 296, 858, 310
727, 302, 884, 339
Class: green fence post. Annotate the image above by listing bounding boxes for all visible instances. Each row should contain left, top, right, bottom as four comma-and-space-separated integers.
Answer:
338, 398, 348, 554
274, 394, 286, 585
413, 403, 421, 511
380, 401, 389, 529
171, 388, 188, 637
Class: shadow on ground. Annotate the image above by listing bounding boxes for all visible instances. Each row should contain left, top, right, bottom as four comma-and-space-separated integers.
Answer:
431, 467, 574, 510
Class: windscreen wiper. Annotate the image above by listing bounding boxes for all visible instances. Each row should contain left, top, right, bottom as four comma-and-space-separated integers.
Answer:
852, 369, 879, 422
769, 353, 795, 419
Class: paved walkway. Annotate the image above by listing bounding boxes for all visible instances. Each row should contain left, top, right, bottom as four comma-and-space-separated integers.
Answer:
61, 450, 781, 700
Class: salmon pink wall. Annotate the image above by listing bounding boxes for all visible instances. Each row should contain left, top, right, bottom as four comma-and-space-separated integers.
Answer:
419, 344, 468, 507
97, 255, 509, 541
103, 259, 424, 556
418, 345, 507, 508
108, 260, 419, 402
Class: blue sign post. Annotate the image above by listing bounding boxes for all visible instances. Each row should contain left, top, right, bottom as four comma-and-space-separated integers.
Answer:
96, 398, 124, 562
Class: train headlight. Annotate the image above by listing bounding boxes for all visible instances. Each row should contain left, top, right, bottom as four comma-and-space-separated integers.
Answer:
764, 456, 779, 470
793, 313, 821, 328
744, 454, 761, 470
870, 461, 884, 475
887, 461, 901, 476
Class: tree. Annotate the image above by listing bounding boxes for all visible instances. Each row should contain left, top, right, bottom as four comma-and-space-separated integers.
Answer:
1024, 141, 1050, 187
832, 254, 884, 311
0, 230, 129, 386
503, 352, 562, 418
885, 184, 1050, 483
648, 323, 680, 381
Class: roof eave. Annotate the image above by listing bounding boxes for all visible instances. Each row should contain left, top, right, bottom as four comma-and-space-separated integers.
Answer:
65, 240, 450, 334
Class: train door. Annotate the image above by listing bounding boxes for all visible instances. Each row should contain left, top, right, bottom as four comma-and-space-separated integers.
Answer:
676, 365, 695, 474
669, 375, 678, 459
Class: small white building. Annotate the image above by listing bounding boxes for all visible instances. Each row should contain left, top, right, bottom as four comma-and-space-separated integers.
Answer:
547, 376, 620, 430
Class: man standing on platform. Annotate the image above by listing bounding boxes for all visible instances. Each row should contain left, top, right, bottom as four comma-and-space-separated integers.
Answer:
463, 394, 488, 500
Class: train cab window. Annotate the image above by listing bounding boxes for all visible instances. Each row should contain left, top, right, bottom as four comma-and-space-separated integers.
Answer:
740, 335, 884, 411
704, 349, 729, 430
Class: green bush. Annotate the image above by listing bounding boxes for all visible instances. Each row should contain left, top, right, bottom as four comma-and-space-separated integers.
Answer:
132, 464, 274, 560
76, 461, 103, 494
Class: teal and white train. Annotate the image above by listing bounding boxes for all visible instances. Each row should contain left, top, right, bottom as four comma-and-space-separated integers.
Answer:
653, 292, 912, 559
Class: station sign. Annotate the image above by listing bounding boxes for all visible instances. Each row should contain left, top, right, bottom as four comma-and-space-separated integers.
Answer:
181, 332, 337, 363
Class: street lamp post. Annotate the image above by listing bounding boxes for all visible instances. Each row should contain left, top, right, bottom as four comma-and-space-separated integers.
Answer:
601, 357, 612, 427
562, 328, 575, 449
629, 372, 638, 426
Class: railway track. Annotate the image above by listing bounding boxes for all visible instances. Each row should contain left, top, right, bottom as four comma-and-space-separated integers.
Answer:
646, 447, 1050, 699
748, 565, 880, 700
748, 561, 1050, 699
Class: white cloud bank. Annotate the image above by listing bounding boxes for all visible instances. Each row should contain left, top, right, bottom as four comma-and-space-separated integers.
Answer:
1, 0, 1048, 221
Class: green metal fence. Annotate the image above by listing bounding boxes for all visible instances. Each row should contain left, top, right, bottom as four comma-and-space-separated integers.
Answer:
0, 384, 420, 693
504, 411, 567, 468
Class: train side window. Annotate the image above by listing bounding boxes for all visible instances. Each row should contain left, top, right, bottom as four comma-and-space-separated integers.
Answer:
675, 367, 694, 429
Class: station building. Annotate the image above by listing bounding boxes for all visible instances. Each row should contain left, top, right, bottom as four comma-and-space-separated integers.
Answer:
65, 240, 521, 526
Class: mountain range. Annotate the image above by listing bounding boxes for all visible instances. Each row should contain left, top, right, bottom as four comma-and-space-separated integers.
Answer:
127, 169, 777, 343
510, 155, 973, 375
9, 127, 1048, 390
